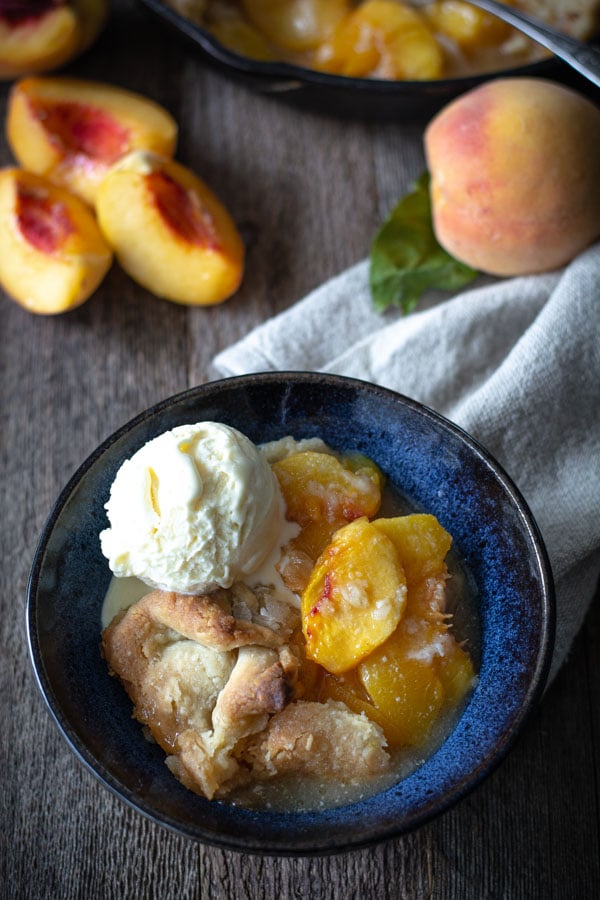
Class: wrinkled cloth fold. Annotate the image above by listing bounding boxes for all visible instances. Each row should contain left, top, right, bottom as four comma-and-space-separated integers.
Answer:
213, 244, 600, 681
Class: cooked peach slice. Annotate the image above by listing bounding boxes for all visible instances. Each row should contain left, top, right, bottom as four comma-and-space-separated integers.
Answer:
0, 1, 107, 80
273, 450, 382, 561
241, 0, 349, 52
352, 514, 475, 746
359, 622, 475, 746
371, 514, 452, 587
0, 168, 112, 314
275, 450, 383, 594
359, 633, 446, 747
424, 0, 510, 51
6, 76, 177, 205
209, 14, 276, 61
297, 512, 475, 747
95, 151, 244, 306
318, 670, 389, 731
314, 0, 443, 80
436, 642, 476, 706
301, 517, 407, 674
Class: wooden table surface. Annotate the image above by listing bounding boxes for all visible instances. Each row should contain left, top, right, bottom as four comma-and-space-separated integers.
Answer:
2, 2, 599, 897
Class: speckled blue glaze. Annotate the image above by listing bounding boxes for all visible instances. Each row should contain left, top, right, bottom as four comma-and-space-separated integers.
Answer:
26, 373, 555, 856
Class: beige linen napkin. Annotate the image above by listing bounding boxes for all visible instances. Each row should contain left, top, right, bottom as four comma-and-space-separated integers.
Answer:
213, 244, 600, 681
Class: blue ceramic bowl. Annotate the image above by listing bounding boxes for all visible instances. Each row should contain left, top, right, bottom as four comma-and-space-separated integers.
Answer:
26, 373, 554, 855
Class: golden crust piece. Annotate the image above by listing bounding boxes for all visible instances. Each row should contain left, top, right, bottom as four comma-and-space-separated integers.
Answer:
103, 588, 391, 801
168, 645, 297, 798
103, 588, 284, 662
242, 699, 389, 783
102, 590, 299, 798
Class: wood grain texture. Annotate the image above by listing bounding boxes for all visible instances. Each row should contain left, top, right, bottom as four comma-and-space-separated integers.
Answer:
1, 3, 598, 898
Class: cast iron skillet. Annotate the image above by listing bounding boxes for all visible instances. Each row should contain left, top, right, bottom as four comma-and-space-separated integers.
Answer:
137, 0, 598, 120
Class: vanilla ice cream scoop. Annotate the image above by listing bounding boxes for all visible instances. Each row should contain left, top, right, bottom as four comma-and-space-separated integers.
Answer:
99, 422, 286, 594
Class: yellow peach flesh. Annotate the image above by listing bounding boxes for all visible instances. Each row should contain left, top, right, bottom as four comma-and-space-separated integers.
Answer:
0, 8, 78, 77
296, 511, 475, 747
301, 517, 407, 674
241, 0, 348, 52
314, 1, 443, 80
0, 1, 107, 79
95, 152, 244, 306
355, 514, 474, 747
6, 77, 178, 205
371, 514, 452, 586
273, 450, 382, 562
0, 168, 112, 314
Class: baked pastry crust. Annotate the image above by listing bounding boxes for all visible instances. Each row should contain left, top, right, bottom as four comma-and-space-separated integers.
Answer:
102, 586, 390, 800
242, 699, 389, 782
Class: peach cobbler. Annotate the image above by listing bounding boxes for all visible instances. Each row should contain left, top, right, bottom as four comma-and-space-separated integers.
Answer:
101, 427, 477, 811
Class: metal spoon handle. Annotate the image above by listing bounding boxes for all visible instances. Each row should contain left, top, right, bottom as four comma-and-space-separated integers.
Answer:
470, 0, 600, 89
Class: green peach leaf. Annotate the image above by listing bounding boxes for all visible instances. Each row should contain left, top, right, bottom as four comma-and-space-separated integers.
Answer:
369, 172, 477, 315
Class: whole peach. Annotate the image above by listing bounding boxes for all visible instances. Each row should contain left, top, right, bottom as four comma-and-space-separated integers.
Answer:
424, 78, 600, 276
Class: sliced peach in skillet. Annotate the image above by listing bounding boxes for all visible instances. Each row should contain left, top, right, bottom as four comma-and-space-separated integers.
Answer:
240, 0, 349, 52
95, 152, 245, 306
0, 167, 112, 314
208, 14, 276, 61
0, 1, 108, 80
6, 76, 177, 205
313, 0, 443, 80
424, 0, 510, 51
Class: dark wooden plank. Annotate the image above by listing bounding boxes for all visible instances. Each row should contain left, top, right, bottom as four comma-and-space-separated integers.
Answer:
1, 2, 599, 898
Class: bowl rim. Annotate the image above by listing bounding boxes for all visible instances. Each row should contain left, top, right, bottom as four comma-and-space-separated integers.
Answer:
136, 0, 560, 95
26, 372, 555, 855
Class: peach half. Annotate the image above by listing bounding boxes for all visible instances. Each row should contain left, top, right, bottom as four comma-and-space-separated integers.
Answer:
0, 1, 108, 80
0, 168, 112, 314
95, 152, 245, 306
424, 77, 600, 276
6, 76, 178, 206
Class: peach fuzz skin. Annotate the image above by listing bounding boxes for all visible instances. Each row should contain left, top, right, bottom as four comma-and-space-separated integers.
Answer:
6, 77, 178, 206
96, 152, 244, 307
0, 0, 108, 80
0, 168, 112, 314
424, 78, 600, 276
